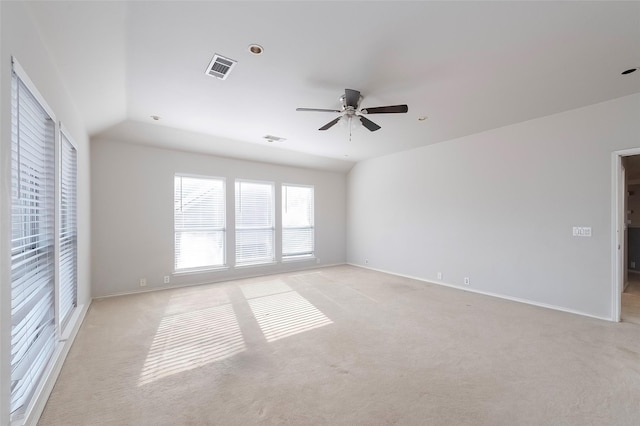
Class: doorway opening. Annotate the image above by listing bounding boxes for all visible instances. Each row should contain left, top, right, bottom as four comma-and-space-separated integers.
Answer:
613, 150, 640, 324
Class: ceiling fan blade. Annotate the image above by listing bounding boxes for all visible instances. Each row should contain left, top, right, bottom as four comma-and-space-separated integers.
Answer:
344, 89, 361, 108
361, 104, 408, 114
319, 116, 342, 131
359, 116, 381, 132
296, 107, 342, 113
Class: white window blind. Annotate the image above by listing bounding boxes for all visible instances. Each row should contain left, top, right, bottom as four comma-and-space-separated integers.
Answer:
10, 67, 57, 419
174, 175, 226, 270
59, 131, 77, 327
282, 185, 314, 259
235, 180, 275, 265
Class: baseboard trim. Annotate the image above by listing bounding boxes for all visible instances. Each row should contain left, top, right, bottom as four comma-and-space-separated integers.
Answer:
23, 301, 91, 426
348, 263, 612, 322
93, 262, 347, 300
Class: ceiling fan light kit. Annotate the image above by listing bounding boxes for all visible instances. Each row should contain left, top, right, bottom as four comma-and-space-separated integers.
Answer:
296, 88, 408, 133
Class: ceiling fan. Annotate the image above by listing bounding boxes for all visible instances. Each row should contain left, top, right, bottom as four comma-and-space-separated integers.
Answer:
296, 88, 408, 132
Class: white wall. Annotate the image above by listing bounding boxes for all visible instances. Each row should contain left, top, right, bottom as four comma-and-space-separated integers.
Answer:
90, 138, 347, 297
347, 93, 640, 320
0, 2, 92, 424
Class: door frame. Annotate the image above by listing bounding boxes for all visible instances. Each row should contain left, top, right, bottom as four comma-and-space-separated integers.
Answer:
612, 148, 640, 322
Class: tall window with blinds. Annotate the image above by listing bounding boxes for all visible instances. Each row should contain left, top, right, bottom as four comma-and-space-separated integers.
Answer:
235, 180, 275, 265
174, 175, 226, 270
282, 185, 314, 259
10, 67, 57, 419
59, 131, 78, 327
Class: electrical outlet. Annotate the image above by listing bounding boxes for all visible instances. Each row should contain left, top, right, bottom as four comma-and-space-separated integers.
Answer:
139, 278, 147, 287
164, 275, 170, 284
316, 258, 320, 264
572, 226, 592, 237
365, 259, 369, 264
437, 272, 442, 280
464, 277, 470, 285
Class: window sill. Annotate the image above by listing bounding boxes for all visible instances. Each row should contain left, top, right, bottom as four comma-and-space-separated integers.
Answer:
282, 255, 316, 263
59, 305, 86, 342
235, 261, 278, 269
174, 266, 229, 276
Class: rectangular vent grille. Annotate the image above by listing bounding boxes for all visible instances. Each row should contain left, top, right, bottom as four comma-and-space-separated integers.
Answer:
263, 135, 286, 143
205, 54, 237, 80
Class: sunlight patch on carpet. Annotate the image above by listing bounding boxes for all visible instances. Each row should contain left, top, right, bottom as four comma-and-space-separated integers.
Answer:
248, 291, 332, 342
138, 304, 245, 386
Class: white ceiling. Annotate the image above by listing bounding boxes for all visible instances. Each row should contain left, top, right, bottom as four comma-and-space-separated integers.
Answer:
26, 1, 640, 172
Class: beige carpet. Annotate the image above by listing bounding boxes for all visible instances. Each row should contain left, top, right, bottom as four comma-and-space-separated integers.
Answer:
39, 265, 640, 425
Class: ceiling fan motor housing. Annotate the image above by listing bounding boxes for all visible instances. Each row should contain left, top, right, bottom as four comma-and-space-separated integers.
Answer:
339, 93, 363, 110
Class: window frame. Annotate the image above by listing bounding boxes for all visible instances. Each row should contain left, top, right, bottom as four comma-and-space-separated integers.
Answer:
234, 179, 276, 267
58, 125, 78, 332
9, 58, 58, 422
174, 173, 227, 273
281, 183, 315, 261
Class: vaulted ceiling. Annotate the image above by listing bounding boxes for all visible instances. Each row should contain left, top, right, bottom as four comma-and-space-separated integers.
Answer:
25, 1, 640, 172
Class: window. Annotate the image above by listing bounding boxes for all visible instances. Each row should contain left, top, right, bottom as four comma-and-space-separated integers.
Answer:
59, 130, 78, 327
282, 185, 314, 259
235, 180, 275, 265
10, 64, 57, 419
174, 175, 226, 271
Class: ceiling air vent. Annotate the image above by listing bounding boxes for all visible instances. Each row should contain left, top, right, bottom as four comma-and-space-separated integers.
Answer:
263, 135, 286, 143
205, 54, 237, 80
